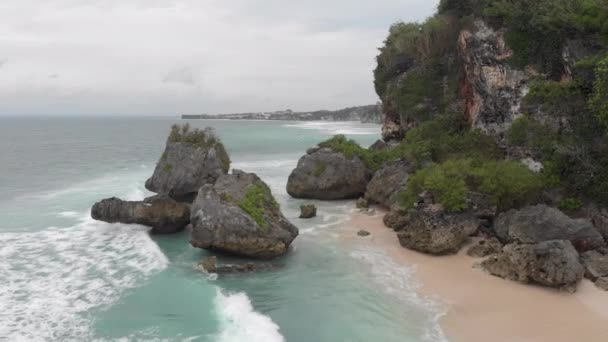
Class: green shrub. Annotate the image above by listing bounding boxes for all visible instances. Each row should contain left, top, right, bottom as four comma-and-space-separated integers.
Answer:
507, 116, 557, 159
237, 184, 279, 231
166, 124, 231, 171
591, 55, 608, 131
401, 159, 543, 212
558, 197, 584, 211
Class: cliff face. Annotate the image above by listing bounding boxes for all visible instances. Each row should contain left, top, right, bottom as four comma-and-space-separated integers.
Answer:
376, 16, 602, 142
458, 20, 529, 137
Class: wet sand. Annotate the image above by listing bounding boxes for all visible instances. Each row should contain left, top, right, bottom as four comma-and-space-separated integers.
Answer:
348, 210, 608, 342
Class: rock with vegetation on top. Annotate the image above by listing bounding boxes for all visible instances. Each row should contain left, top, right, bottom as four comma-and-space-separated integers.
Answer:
493, 205, 605, 252
190, 170, 298, 259
482, 240, 584, 291
286, 147, 371, 200
145, 124, 231, 202
365, 160, 413, 209
467, 238, 502, 258
299, 204, 317, 219
91, 195, 190, 234
397, 202, 479, 255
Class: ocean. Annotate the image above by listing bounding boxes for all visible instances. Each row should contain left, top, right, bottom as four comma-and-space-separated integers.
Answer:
0, 117, 445, 342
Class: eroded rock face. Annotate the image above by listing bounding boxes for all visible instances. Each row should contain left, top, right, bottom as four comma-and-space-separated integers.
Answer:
91, 195, 190, 234
493, 204, 605, 252
365, 160, 413, 209
145, 127, 230, 202
286, 148, 371, 200
190, 171, 298, 259
458, 20, 529, 137
383, 210, 409, 231
467, 238, 502, 258
397, 204, 479, 255
581, 251, 608, 281
482, 240, 584, 291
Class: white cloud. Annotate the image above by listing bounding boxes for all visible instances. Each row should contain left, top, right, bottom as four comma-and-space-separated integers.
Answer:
0, 0, 438, 115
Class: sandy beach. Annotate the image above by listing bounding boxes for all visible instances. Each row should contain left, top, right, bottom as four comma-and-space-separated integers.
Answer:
348, 210, 608, 342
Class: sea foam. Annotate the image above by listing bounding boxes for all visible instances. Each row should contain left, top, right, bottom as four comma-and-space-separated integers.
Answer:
0, 216, 168, 341
214, 289, 285, 342
350, 247, 448, 342
283, 121, 380, 135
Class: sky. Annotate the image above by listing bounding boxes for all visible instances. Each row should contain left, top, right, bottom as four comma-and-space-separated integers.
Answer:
0, 0, 438, 116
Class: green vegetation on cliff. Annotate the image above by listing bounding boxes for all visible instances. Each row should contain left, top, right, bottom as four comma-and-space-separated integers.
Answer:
238, 184, 279, 231
373, 0, 608, 209
168, 124, 231, 172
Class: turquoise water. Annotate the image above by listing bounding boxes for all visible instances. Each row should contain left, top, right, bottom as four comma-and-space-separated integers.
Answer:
0, 117, 445, 341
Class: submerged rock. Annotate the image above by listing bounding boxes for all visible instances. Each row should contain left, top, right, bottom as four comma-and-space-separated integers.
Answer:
357, 230, 371, 237
356, 197, 370, 209
286, 148, 371, 200
493, 205, 605, 252
190, 170, 298, 259
199, 256, 275, 274
482, 240, 584, 291
467, 238, 502, 258
145, 125, 230, 202
91, 195, 190, 234
299, 204, 317, 219
365, 160, 413, 209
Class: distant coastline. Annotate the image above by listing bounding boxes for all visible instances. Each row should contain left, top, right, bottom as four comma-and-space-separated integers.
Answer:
181, 104, 384, 124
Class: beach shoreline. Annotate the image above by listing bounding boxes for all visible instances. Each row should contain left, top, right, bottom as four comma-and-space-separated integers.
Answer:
347, 210, 608, 342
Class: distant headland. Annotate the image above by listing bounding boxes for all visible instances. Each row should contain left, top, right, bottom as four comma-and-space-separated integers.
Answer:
181, 104, 384, 124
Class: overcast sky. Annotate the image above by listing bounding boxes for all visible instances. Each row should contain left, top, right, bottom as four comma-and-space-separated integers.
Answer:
0, 0, 438, 116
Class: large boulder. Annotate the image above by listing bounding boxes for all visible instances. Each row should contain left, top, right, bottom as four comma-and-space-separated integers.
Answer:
91, 195, 190, 234
286, 148, 371, 200
145, 125, 230, 202
365, 160, 413, 209
493, 204, 605, 252
190, 170, 298, 259
581, 250, 608, 281
482, 240, 584, 291
397, 204, 479, 255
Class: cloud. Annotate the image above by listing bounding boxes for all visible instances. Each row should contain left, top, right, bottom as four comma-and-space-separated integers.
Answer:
0, 0, 439, 115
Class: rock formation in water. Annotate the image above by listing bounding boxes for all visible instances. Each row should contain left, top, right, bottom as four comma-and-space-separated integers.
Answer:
299, 204, 317, 219
91, 195, 190, 234
190, 170, 298, 259
145, 124, 230, 202
286, 147, 371, 200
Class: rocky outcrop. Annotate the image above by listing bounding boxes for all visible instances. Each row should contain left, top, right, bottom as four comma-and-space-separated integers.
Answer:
493, 205, 605, 252
190, 170, 298, 259
365, 160, 413, 209
383, 210, 409, 231
145, 126, 230, 202
397, 203, 479, 255
581, 250, 608, 281
91, 195, 190, 234
467, 237, 502, 258
299, 204, 317, 219
286, 148, 371, 200
482, 240, 584, 291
